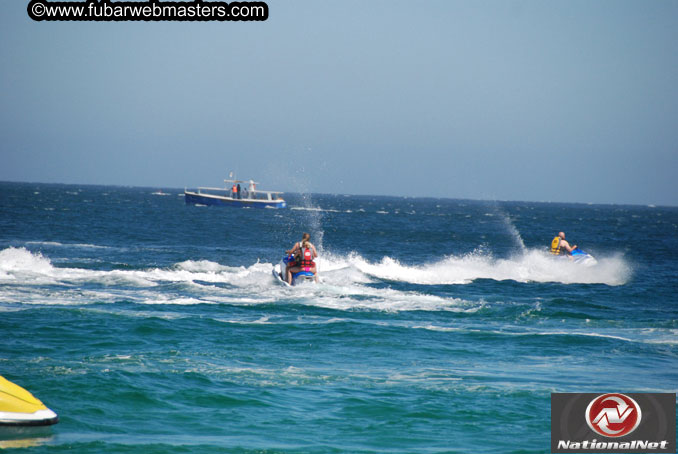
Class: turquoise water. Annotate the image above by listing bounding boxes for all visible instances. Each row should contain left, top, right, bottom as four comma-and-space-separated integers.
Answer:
0, 182, 676, 453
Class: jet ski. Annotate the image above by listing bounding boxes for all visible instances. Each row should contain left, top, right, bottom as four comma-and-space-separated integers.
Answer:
570, 248, 597, 266
0, 375, 58, 426
272, 254, 316, 286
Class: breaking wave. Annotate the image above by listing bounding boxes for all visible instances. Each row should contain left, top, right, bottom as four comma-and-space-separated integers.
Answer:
341, 249, 631, 286
0, 247, 470, 312
0, 245, 631, 313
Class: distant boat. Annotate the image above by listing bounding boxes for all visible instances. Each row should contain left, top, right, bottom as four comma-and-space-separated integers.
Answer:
184, 179, 286, 209
151, 190, 170, 196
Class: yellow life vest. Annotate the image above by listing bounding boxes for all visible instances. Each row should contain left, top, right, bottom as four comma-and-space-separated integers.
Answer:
550, 236, 561, 255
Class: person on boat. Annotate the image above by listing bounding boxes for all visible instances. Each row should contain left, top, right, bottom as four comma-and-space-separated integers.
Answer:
231, 183, 238, 198
550, 232, 577, 257
236, 183, 241, 199
287, 239, 318, 284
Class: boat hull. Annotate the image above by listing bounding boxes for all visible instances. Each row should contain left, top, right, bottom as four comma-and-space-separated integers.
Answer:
0, 376, 58, 427
0, 409, 59, 427
184, 191, 286, 209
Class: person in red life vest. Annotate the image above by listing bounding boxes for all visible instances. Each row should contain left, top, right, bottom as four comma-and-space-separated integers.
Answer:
286, 233, 310, 257
286, 239, 318, 284
285, 233, 309, 275
231, 184, 238, 198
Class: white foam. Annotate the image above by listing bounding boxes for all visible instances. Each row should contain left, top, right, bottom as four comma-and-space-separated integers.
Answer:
406, 323, 678, 347
0, 246, 631, 314
175, 259, 233, 273
25, 241, 63, 247
0, 247, 55, 277
349, 249, 631, 286
290, 206, 340, 213
25, 241, 113, 250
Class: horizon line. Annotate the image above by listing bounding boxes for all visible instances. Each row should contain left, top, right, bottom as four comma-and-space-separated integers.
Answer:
0, 179, 674, 209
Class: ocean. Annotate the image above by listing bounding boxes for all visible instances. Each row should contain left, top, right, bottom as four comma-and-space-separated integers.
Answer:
0, 181, 676, 453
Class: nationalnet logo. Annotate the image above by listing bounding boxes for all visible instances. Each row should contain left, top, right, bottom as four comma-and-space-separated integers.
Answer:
551, 393, 676, 453
586, 394, 641, 438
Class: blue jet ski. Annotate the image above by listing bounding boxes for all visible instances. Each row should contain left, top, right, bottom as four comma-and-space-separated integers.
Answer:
272, 254, 316, 286
570, 248, 597, 265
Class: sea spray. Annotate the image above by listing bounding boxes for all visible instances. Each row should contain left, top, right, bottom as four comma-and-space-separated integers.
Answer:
349, 248, 631, 286
493, 203, 527, 253
282, 158, 326, 253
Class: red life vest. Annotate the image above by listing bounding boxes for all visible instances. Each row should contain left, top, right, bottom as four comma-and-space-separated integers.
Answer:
300, 247, 315, 267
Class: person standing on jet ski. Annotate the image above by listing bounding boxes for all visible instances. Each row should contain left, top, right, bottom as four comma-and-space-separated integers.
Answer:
287, 239, 318, 284
550, 231, 577, 257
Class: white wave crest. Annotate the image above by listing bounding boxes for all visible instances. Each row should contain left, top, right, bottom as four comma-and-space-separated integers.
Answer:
347, 249, 631, 286
0, 247, 55, 279
0, 248, 476, 312
174, 260, 233, 273
25, 241, 112, 250
0, 246, 631, 313
290, 206, 340, 213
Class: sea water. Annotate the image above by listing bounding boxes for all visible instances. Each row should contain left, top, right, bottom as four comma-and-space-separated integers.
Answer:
0, 182, 676, 453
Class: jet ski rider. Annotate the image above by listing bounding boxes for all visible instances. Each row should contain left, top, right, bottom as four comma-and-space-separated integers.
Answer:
285, 233, 309, 275
550, 231, 577, 257
286, 236, 318, 284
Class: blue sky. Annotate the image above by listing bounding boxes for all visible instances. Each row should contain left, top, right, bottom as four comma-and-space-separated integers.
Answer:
1, 0, 677, 205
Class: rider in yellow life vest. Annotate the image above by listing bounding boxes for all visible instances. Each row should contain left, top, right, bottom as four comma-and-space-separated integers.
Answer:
550, 232, 577, 256
550, 236, 562, 255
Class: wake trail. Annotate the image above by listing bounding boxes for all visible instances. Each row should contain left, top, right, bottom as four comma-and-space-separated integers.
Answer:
328, 249, 631, 286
